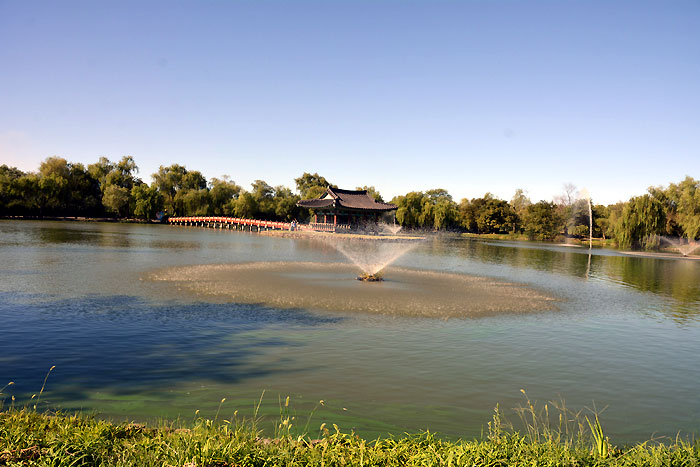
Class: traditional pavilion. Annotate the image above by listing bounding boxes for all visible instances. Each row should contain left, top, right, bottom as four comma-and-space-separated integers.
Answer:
297, 187, 397, 230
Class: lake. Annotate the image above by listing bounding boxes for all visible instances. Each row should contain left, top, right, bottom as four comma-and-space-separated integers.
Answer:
1, 220, 699, 442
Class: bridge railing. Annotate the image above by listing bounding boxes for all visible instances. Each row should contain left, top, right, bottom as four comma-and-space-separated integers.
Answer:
168, 216, 291, 230
169, 216, 354, 233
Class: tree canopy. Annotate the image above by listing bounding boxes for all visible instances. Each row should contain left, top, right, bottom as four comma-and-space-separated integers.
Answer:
1, 157, 699, 251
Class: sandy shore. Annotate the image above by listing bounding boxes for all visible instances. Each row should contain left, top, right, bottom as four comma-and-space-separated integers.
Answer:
147, 262, 557, 319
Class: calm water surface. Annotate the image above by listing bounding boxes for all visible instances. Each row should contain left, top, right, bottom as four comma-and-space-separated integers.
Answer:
1, 220, 699, 442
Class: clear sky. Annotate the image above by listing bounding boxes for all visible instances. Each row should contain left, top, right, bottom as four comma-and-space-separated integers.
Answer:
1, 0, 698, 205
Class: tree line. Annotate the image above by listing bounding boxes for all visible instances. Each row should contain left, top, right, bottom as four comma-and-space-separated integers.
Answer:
392, 179, 700, 249
1, 156, 699, 249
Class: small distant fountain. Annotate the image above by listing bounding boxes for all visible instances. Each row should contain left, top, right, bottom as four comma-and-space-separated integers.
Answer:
579, 188, 593, 250
378, 222, 402, 235
658, 236, 700, 257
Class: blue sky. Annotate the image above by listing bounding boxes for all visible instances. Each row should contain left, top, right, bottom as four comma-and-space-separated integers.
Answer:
1, 1, 698, 204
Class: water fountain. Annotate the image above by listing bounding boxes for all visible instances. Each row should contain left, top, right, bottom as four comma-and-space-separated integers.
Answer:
579, 189, 593, 250
658, 236, 700, 257
377, 222, 402, 236
147, 231, 557, 318
325, 236, 420, 282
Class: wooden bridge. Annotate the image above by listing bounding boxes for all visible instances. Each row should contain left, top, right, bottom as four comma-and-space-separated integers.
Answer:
168, 216, 295, 231
168, 216, 353, 232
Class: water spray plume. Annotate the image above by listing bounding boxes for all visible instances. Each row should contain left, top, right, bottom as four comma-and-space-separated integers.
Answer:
325, 237, 422, 276
377, 222, 402, 235
579, 188, 593, 250
656, 236, 700, 257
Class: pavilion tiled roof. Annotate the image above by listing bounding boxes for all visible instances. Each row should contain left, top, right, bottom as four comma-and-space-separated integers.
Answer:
297, 187, 397, 211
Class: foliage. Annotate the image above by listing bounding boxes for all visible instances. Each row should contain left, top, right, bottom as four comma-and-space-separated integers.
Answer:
665, 176, 700, 240
152, 164, 207, 215
131, 184, 164, 220
614, 194, 666, 250
523, 201, 562, 241
2, 156, 700, 249
209, 177, 242, 216
102, 185, 131, 217
393, 191, 425, 228
477, 198, 518, 233
458, 194, 517, 234
272, 186, 303, 221
392, 190, 458, 230
177, 188, 211, 217
233, 191, 258, 219
510, 188, 532, 220
294, 172, 334, 199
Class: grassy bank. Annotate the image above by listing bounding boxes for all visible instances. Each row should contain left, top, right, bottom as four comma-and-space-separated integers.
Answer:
1, 407, 698, 466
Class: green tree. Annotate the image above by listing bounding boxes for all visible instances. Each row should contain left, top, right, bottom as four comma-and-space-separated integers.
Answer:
39, 156, 70, 179
457, 194, 495, 232
131, 184, 164, 219
295, 172, 334, 199
177, 188, 210, 216
87, 156, 114, 188
6, 174, 40, 215
36, 157, 71, 215
102, 185, 130, 217
614, 194, 666, 250
65, 163, 101, 216
105, 156, 139, 190
510, 189, 531, 227
393, 191, 425, 228
476, 198, 518, 233
209, 177, 241, 216
0, 165, 26, 215
523, 201, 562, 241
250, 180, 275, 218
666, 176, 700, 240
272, 186, 302, 221
152, 164, 206, 215
233, 191, 258, 218
592, 204, 609, 239
421, 189, 457, 230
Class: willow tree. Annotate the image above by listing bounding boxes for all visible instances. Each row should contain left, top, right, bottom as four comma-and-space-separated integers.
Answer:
393, 191, 425, 228
614, 194, 666, 250
667, 176, 700, 240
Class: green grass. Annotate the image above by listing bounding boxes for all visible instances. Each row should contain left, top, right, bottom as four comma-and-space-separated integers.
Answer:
2, 375, 698, 466
1, 399, 698, 466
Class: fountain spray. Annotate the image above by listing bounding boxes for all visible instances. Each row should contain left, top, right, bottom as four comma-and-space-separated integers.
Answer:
580, 189, 593, 250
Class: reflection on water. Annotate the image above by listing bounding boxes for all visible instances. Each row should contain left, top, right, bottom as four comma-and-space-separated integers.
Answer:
429, 238, 700, 321
1, 221, 700, 442
0, 293, 338, 399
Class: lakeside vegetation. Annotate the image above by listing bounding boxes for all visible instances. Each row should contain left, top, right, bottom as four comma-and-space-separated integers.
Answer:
1, 156, 699, 250
1, 402, 698, 466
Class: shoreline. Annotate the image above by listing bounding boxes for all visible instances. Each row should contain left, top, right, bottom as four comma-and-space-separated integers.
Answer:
1, 408, 697, 466
0, 215, 162, 224
3, 217, 698, 259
